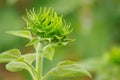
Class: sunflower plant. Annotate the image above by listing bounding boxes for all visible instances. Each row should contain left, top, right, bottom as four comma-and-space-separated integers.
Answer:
0, 7, 91, 80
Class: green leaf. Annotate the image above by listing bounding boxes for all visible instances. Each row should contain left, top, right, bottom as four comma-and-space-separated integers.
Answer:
6, 61, 27, 72
22, 53, 36, 63
7, 30, 32, 39
40, 38, 52, 42
51, 60, 91, 77
40, 45, 55, 61
26, 38, 38, 47
59, 42, 69, 46
80, 58, 100, 71
0, 49, 21, 63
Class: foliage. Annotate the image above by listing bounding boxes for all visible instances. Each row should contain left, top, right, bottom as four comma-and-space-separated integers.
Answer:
81, 47, 120, 80
0, 8, 90, 80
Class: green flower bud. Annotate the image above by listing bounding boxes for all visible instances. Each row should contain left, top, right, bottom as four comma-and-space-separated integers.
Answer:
23, 7, 72, 44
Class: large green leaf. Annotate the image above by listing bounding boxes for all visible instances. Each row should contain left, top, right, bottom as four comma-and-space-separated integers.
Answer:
80, 58, 100, 71
51, 60, 91, 77
22, 53, 36, 63
40, 45, 55, 61
0, 49, 21, 63
42, 60, 91, 80
6, 61, 27, 72
7, 30, 32, 39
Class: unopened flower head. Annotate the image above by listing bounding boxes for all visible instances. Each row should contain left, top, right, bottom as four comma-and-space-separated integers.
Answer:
23, 7, 72, 44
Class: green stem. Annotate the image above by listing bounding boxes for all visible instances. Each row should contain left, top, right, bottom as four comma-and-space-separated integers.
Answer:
23, 61, 37, 80
42, 68, 54, 80
36, 41, 43, 80
29, 69, 36, 80
40, 55, 43, 79
42, 71, 51, 80
36, 42, 40, 80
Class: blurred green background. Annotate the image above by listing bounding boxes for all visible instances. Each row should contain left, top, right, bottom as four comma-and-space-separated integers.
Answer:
0, 0, 120, 80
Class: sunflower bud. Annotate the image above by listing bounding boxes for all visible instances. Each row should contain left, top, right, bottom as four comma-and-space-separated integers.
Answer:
23, 7, 72, 45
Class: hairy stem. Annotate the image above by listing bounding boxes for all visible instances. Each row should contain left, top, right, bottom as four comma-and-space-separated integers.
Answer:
36, 42, 41, 80
23, 61, 37, 80
29, 70, 36, 80
36, 40, 44, 80
40, 55, 43, 79
42, 70, 52, 80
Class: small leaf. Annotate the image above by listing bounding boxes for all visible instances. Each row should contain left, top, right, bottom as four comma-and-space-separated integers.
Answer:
40, 45, 55, 61
40, 38, 52, 42
22, 53, 36, 63
7, 30, 32, 39
6, 61, 27, 72
26, 38, 38, 47
59, 41, 69, 46
0, 49, 21, 63
51, 60, 91, 77
55, 35, 63, 40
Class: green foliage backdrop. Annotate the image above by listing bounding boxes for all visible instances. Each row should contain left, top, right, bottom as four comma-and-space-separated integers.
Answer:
0, 0, 120, 80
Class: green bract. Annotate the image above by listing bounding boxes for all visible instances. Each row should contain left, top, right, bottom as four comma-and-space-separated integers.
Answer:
23, 7, 72, 44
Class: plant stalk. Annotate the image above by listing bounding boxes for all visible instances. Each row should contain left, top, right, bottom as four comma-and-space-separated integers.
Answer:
40, 55, 43, 79
42, 70, 52, 80
23, 61, 37, 80
36, 41, 44, 80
